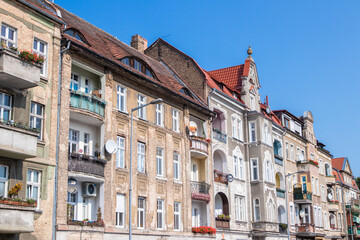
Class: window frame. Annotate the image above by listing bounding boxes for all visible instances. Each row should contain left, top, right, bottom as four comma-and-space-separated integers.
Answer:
68, 129, 80, 153
235, 195, 245, 221
116, 193, 126, 228
174, 202, 181, 231
251, 158, 259, 181
117, 85, 127, 113
249, 121, 256, 143
155, 103, 164, 127
137, 142, 146, 173
0, 165, 9, 198
173, 152, 180, 180
33, 38, 47, 77
27, 169, 41, 208
117, 136, 125, 168
0, 92, 12, 122
1, 23, 16, 47
137, 197, 145, 229
254, 198, 260, 222
70, 72, 80, 91
172, 109, 179, 132
156, 147, 164, 177
30, 102, 44, 141
156, 199, 165, 230
83, 133, 90, 155
137, 94, 147, 120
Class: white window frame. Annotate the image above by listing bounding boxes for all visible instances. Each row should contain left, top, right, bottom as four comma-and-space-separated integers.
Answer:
232, 116, 237, 139
83, 133, 90, 155
70, 72, 80, 91
156, 148, 164, 177
117, 85, 127, 113
233, 156, 244, 180
254, 198, 260, 222
27, 169, 41, 208
117, 136, 125, 168
235, 195, 245, 221
0, 92, 12, 121
157, 199, 165, 230
265, 160, 274, 183
251, 158, 259, 181
0, 165, 9, 198
285, 142, 289, 159
137, 197, 145, 229
30, 102, 44, 140
290, 144, 294, 161
290, 204, 294, 225
249, 121, 256, 142
173, 152, 180, 180
156, 104, 164, 126
69, 129, 79, 153
172, 109, 179, 132
137, 142, 145, 173
137, 94, 147, 120
116, 193, 125, 227
1, 24, 16, 47
33, 38, 47, 77
174, 202, 181, 231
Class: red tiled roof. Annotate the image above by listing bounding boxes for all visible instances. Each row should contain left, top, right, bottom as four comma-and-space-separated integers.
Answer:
260, 103, 282, 126
53, 4, 207, 108
332, 157, 346, 171
208, 65, 244, 90
20, 0, 64, 23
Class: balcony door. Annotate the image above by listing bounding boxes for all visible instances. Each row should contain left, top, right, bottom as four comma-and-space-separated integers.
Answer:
192, 207, 200, 227
191, 163, 198, 182
301, 175, 307, 192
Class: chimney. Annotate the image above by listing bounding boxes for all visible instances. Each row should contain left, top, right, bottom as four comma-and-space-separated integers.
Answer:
130, 34, 148, 53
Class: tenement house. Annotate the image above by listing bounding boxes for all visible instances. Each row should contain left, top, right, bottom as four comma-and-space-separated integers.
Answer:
0, 0, 62, 240
54, 4, 215, 240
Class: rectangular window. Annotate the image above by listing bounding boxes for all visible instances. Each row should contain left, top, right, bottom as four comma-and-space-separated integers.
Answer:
1, 24, 16, 47
234, 156, 238, 178
173, 152, 180, 180
33, 38, 47, 76
134, 59, 142, 72
0, 92, 12, 122
156, 104, 164, 126
249, 122, 256, 142
311, 177, 315, 195
30, 102, 44, 140
156, 148, 164, 177
0, 165, 8, 197
116, 193, 125, 227
316, 178, 319, 196
157, 199, 164, 229
137, 197, 145, 229
234, 156, 243, 180
254, 199, 260, 222
172, 109, 179, 132
117, 136, 125, 168
70, 73, 80, 91
68, 129, 79, 153
117, 85, 127, 112
232, 116, 237, 139
284, 118, 290, 129
314, 206, 318, 226
174, 202, 181, 230
285, 142, 289, 159
137, 142, 145, 173
295, 206, 299, 224
338, 213, 342, 230
251, 158, 258, 181
290, 205, 294, 225
83, 133, 90, 155
235, 195, 245, 221
27, 169, 41, 205
290, 144, 294, 161
137, 94, 146, 119
250, 96, 255, 110
84, 79, 90, 93
237, 118, 242, 140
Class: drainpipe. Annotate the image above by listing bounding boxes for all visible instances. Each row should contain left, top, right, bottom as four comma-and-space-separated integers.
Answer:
52, 40, 71, 240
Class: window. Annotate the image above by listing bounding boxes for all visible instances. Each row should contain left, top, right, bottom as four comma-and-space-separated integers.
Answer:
173, 152, 180, 180
64, 29, 86, 43
290, 144, 294, 161
235, 195, 245, 221
137, 197, 145, 229
84, 79, 90, 93
285, 142, 289, 159
265, 160, 274, 183
70, 73, 80, 91
157, 199, 165, 229
117, 136, 125, 168
33, 39, 47, 76
137, 94, 146, 120
67, 191, 77, 220
232, 116, 243, 140
30, 102, 44, 140
249, 122, 256, 142
1, 24, 16, 47
338, 213, 342, 230
83, 133, 90, 155
0, 166, 8, 197
251, 158, 259, 181
0, 92, 11, 121
250, 95, 255, 110
288, 175, 292, 192
290, 204, 294, 225
263, 123, 271, 144
232, 116, 237, 139
316, 178, 319, 196
172, 109, 179, 132
314, 206, 318, 226
284, 118, 290, 129
319, 207, 323, 227
325, 163, 331, 176
156, 148, 164, 177
312, 177, 315, 195
319, 159, 323, 174
117, 85, 127, 112
120, 57, 155, 78
137, 142, 145, 173
295, 205, 299, 224
174, 202, 181, 230
68, 129, 79, 153
234, 156, 244, 180
116, 194, 125, 227
156, 104, 164, 126
267, 200, 275, 222
134, 59, 142, 72
321, 185, 325, 201
27, 170, 41, 204
254, 198, 260, 222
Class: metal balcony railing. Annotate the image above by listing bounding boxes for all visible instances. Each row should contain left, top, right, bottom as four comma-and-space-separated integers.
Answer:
213, 128, 226, 143
68, 153, 106, 177
70, 90, 106, 117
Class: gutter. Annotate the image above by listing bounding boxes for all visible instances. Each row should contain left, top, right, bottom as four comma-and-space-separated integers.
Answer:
52, 40, 71, 240
16, 0, 66, 25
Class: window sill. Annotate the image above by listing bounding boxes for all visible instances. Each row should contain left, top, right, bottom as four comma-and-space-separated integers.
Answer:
137, 172, 148, 177
235, 220, 247, 224
37, 140, 45, 146
156, 176, 167, 182
116, 167, 128, 172
173, 180, 182, 185
251, 180, 260, 183
117, 110, 129, 115
40, 76, 48, 83
233, 178, 245, 183
232, 137, 244, 143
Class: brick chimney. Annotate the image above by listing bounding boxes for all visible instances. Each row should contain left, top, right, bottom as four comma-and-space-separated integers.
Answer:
130, 34, 148, 53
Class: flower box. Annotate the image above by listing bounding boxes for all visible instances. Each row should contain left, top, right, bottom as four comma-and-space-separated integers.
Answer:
192, 226, 216, 234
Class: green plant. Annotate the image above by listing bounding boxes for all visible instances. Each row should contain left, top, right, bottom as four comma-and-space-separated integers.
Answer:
279, 223, 288, 229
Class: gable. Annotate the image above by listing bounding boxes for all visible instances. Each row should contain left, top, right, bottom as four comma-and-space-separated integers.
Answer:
344, 159, 352, 174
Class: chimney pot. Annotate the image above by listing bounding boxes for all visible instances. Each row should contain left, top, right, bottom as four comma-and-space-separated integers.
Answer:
131, 34, 148, 53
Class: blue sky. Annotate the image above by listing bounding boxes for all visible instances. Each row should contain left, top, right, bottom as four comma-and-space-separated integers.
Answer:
56, 0, 360, 176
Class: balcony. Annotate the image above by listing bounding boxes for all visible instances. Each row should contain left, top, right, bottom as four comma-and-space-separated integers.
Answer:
191, 181, 211, 202
68, 153, 106, 177
349, 226, 360, 235
0, 122, 38, 159
189, 135, 209, 156
215, 218, 230, 229
296, 223, 314, 234
214, 170, 228, 185
70, 90, 106, 118
346, 200, 360, 213
0, 49, 41, 90
276, 188, 286, 198
213, 128, 226, 143
275, 154, 283, 166
0, 202, 36, 234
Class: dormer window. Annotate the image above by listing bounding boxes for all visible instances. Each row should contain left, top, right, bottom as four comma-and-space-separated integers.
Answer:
120, 57, 155, 79
179, 88, 192, 98
64, 29, 87, 44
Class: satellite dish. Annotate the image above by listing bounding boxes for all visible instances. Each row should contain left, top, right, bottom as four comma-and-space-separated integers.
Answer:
299, 210, 305, 219
105, 140, 117, 154
266, 106, 271, 114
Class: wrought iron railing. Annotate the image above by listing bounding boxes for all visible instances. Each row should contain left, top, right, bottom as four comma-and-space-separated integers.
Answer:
68, 153, 106, 177
213, 128, 226, 143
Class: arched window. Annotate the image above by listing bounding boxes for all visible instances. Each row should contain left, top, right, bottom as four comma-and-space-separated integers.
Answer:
265, 160, 274, 183
278, 205, 286, 224
325, 163, 331, 176
254, 198, 260, 222
179, 87, 192, 97
64, 28, 87, 44
120, 57, 155, 78
267, 199, 275, 222
273, 140, 282, 157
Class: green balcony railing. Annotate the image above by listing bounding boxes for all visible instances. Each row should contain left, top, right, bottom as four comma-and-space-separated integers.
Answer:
276, 188, 286, 198
70, 90, 106, 117
294, 191, 312, 201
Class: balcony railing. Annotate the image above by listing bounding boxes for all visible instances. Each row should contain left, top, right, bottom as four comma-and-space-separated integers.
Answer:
276, 188, 286, 198
213, 128, 226, 143
0, 48, 41, 90
215, 218, 230, 229
296, 223, 314, 233
191, 181, 211, 202
68, 153, 106, 177
214, 170, 228, 185
0, 202, 36, 234
348, 226, 360, 235
275, 154, 283, 166
70, 90, 106, 117
189, 135, 209, 154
